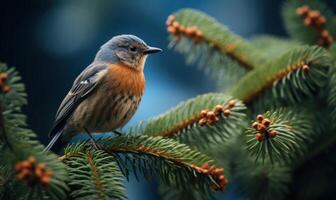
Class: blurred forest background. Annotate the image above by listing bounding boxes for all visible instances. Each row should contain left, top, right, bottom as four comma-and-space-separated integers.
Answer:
1, 0, 336, 199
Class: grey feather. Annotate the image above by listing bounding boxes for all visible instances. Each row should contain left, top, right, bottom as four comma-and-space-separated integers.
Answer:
48, 63, 108, 138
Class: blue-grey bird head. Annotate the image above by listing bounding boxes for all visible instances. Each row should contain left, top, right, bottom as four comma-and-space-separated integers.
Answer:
94, 34, 162, 71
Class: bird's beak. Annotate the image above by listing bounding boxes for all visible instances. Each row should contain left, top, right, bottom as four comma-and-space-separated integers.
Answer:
144, 46, 162, 54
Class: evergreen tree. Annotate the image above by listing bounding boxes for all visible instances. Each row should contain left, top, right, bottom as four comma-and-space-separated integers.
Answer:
1, 0, 336, 199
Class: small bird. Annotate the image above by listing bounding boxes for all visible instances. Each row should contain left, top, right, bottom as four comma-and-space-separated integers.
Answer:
44, 34, 162, 152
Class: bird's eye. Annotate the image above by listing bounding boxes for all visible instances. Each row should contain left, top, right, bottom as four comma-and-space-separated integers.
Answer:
129, 46, 137, 52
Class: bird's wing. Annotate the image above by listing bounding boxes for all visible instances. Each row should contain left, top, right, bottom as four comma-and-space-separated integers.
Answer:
48, 63, 109, 138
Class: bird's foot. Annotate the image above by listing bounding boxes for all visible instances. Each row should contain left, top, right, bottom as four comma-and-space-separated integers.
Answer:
88, 139, 104, 150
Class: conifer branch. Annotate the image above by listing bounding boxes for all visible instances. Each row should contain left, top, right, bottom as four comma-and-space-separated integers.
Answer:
167, 14, 253, 70
230, 46, 329, 106
0, 64, 69, 199
0, 63, 26, 108
63, 135, 229, 193
63, 147, 126, 200
244, 108, 314, 163
128, 93, 246, 149
166, 9, 267, 88
283, 0, 336, 48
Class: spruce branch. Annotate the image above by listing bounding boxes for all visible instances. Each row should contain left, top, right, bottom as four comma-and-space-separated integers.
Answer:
282, 0, 336, 48
166, 9, 266, 89
1, 148, 69, 200
0, 64, 69, 199
62, 146, 126, 200
230, 46, 330, 107
128, 93, 246, 149
244, 108, 314, 163
210, 137, 292, 200
0, 63, 26, 109
63, 135, 228, 194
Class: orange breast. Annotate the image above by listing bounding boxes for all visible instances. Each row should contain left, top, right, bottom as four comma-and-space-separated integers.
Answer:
107, 63, 145, 96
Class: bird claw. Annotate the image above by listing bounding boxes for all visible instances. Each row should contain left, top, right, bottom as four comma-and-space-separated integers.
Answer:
88, 140, 104, 150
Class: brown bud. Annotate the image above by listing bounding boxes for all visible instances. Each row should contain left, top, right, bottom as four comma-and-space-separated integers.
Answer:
21, 160, 31, 169
252, 122, 259, 129
172, 21, 179, 29
195, 29, 203, 38
257, 124, 266, 132
219, 175, 226, 181
15, 163, 23, 171
317, 16, 326, 25
304, 17, 312, 26
35, 168, 43, 178
207, 111, 216, 121
167, 26, 176, 34
255, 133, 264, 141
269, 130, 277, 138
2, 85, 11, 94
202, 162, 210, 169
214, 105, 224, 114
198, 118, 207, 126
0, 73, 7, 83
166, 15, 175, 26
321, 30, 330, 38
308, 10, 320, 20
189, 26, 198, 33
18, 169, 30, 180
262, 118, 271, 127
228, 100, 236, 108
302, 64, 309, 73
214, 168, 224, 175
27, 156, 36, 165
223, 109, 230, 117
37, 163, 46, 171
179, 25, 186, 33
40, 175, 51, 186
185, 27, 195, 37
296, 6, 309, 16
257, 114, 264, 122
200, 109, 208, 118
44, 171, 53, 177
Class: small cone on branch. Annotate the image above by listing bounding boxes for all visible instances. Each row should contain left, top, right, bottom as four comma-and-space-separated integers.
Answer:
228, 100, 236, 108
15, 156, 54, 187
214, 105, 224, 115
257, 114, 264, 122
296, 5, 309, 16
302, 64, 309, 73
255, 133, 264, 141
223, 109, 230, 117
262, 118, 271, 127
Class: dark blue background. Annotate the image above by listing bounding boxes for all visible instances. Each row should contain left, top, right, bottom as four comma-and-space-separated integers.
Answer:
1, 0, 334, 199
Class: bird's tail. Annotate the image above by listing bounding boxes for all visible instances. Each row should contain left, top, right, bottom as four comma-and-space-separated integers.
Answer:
43, 131, 64, 152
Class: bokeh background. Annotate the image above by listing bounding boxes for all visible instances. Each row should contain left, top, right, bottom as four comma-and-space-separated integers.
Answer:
1, 0, 335, 199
